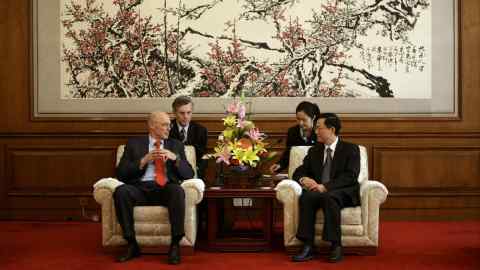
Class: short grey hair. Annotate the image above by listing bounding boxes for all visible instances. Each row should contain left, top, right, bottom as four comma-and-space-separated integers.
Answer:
148, 111, 169, 125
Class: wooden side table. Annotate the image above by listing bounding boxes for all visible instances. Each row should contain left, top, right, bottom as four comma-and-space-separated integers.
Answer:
205, 187, 276, 252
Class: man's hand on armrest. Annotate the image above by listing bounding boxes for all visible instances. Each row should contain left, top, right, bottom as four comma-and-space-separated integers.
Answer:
299, 177, 317, 190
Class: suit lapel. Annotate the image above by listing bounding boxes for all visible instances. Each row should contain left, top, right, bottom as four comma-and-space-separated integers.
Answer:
170, 120, 180, 138
185, 123, 192, 144
318, 144, 325, 172
140, 136, 149, 157
164, 138, 173, 151
331, 139, 343, 177
163, 139, 173, 175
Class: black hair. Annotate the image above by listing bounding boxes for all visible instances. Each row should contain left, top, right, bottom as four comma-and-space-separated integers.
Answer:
295, 101, 320, 121
317, 113, 341, 135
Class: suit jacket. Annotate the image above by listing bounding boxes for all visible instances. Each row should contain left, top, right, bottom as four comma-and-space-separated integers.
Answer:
116, 136, 194, 186
292, 139, 361, 206
170, 120, 208, 161
278, 125, 317, 171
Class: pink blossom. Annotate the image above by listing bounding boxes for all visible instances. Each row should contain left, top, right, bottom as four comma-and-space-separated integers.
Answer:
227, 102, 239, 114
238, 104, 246, 120
198, 91, 210, 97
248, 128, 263, 141
237, 120, 246, 129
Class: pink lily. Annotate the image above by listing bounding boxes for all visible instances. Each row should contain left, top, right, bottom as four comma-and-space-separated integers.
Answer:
248, 128, 263, 141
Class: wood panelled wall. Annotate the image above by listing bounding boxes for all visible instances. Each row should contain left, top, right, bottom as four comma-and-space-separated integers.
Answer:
0, 0, 479, 221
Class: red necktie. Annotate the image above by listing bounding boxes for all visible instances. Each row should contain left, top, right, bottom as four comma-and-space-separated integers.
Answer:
154, 141, 166, 187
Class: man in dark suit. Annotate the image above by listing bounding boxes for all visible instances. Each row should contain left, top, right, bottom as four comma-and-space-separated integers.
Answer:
169, 96, 208, 180
114, 111, 194, 264
292, 113, 360, 263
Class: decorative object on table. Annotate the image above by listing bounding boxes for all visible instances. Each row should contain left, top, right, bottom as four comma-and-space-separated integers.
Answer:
209, 96, 276, 188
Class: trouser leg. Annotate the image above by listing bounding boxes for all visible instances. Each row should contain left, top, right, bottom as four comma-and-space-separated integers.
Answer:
320, 194, 342, 243
151, 184, 185, 242
296, 190, 321, 245
113, 184, 147, 241
296, 191, 343, 244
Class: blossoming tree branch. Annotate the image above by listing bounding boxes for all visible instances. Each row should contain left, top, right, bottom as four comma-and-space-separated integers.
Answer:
61, 0, 430, 98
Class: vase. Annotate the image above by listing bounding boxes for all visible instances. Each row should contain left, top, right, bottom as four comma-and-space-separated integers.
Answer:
220, 164, 262, 189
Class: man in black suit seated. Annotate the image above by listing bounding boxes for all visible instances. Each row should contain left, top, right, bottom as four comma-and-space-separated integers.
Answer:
169, 96, 208, 180
291, 113, 360, 263
114, 111, 194, 264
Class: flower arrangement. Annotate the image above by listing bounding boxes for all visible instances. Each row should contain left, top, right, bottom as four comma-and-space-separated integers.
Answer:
212, 98, 276, 169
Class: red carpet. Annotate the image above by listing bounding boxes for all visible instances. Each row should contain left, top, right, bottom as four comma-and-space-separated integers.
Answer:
0, 221, 479, 270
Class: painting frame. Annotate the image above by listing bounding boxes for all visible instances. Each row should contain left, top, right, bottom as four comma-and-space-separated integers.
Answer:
31, 0, 460, 120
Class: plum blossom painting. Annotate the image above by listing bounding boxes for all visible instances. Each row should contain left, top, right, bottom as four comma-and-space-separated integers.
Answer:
33, 0, 458, 117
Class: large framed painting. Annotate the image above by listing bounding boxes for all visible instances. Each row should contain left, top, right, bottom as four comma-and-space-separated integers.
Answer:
32, 0, 459, 118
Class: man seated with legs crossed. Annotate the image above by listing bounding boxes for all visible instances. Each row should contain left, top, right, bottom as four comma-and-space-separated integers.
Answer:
292, 113, 360, 263
114, 111, 194, 264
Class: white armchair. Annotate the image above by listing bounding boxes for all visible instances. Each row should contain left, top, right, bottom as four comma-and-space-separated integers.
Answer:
275, 145, 388, 254
93, 145, 205, 251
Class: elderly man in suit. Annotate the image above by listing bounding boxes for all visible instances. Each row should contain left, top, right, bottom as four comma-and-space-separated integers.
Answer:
114, 111, 194, 264
292, 113, 360, 263
169, 96, 208, 180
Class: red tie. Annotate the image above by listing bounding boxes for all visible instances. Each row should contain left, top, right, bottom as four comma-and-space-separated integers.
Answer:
154, 141, 166, 187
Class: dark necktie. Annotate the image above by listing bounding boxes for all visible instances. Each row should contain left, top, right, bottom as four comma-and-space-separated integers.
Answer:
179, 127, 186, 143
321, 147, 332, 184
154, 141, 166, 187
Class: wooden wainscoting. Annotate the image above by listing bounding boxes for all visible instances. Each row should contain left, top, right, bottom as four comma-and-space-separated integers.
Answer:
0, 138, 121, 220
374, 145, 480, 220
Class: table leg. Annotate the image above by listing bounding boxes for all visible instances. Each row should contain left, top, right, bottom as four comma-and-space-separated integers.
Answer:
263, 198, 273, 245
207, 198, 218, 247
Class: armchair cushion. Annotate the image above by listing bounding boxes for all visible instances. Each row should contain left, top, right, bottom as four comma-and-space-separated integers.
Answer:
317, 207, 362, 225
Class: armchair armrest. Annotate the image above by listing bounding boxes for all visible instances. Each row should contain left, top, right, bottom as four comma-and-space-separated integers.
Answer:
275, 179, 303, 246
181, 179, 205, 205
93, 177, 124, 204
275, 179, 302, 203
359, 180, 388, 245
360, 180, 388, 206
92, 177, 125, 246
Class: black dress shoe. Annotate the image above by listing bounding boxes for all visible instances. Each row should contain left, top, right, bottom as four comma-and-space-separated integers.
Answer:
292, 244, 314, 262
168, 243, 181, 265
117, 243, 141, 263
328, 245, 343, 263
